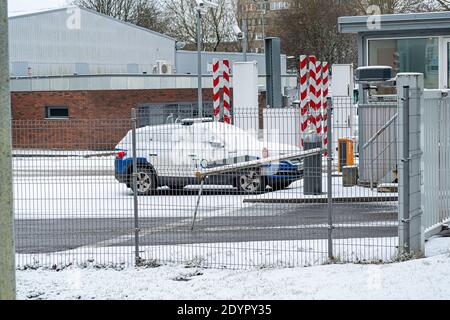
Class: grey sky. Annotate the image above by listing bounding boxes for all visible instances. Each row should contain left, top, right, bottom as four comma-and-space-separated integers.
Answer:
8, 0, 70, 15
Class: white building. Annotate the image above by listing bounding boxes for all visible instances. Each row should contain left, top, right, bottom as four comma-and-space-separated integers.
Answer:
9, 6, 288, 78
9, 6, 177, 77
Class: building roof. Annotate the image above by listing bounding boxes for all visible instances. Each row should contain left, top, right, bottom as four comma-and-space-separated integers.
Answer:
9, 5, 176, 42
9, 74, 298, 92
338, 11, 450, 34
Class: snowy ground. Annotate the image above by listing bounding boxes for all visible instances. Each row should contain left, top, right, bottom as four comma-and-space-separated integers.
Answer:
16, 237, 399, 270
16, 236, 450, 300
13, 164, 393, 220
247, 176, 397, 202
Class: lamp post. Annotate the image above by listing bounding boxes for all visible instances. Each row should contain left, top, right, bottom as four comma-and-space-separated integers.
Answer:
233, 24, 247, 62
196, 8, 203, 118
196, 0, 219, 118
242, 20, 248, 62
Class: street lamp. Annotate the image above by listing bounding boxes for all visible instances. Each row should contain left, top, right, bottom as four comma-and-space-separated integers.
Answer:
233, 25, 247, 62
196, 0, 218, 118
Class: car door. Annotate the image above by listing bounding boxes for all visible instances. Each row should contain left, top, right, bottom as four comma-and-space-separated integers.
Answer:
143, 127, 164, 177
169, 125, 198, 178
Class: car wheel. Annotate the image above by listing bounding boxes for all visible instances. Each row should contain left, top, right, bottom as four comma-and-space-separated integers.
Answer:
132, 165, 157, 196
236, 170, 266, 194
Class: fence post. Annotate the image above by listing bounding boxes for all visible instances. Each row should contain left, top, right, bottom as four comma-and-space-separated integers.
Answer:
396, 73, 424, 256
327, 97, 334, 260
131, 108, 141, 265
402, 86, 411, 253
0, 0, 16, 300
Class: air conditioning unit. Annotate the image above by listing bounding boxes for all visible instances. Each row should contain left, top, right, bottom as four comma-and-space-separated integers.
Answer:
153, 60, 173, 75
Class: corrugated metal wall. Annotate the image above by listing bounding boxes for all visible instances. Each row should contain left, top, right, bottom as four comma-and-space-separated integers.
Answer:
9, 8, 176, 76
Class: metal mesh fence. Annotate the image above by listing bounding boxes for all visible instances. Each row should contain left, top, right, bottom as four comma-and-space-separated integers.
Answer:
331, 96, 398, 262
13, 119, 134, 268
422, 90, 450, 237
13, 103, 400, 270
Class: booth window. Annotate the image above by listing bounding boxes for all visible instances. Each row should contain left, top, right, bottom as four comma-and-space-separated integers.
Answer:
368, 37, 439, 89
45, 106, 69, 119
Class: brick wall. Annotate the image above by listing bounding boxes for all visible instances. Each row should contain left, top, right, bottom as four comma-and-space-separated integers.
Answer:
11, 89, 216, 120
11, 88, 232, 150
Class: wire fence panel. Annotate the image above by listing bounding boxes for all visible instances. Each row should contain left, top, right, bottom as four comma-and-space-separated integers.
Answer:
13, 119, 136, 268
127, 109, 330, 269
422, 90, 450, 237
12, 104, 402, 269
330, 96, 399, 263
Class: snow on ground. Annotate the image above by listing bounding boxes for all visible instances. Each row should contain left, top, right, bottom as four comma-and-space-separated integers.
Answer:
13, 174, 394, 220
13, 175, 252, 220
247, 175, 397, 201
13, 155, 115, 176
16, 237, 399, 270
16, 237, 450, 300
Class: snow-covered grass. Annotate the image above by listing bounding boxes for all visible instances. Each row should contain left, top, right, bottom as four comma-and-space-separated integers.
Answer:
16, 237, 399, 270
16, 237, 450, 300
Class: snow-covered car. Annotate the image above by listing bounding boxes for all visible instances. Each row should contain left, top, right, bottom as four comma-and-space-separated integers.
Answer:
114, 119, 304, 195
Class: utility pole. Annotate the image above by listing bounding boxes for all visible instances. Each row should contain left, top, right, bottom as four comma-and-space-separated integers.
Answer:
197, 8, 203, 118
195, 1, 218, 118
242, 19, 248, 62
0, 0, 16, 300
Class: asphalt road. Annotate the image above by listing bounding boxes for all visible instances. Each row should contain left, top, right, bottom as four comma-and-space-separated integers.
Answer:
15, 201, 398, 254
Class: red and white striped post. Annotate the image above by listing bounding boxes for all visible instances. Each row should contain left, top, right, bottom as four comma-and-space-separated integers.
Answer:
322, 62, 330, 156
315, 61, 322, 135
308, 55, 317, 131
299, 55, 308, 148
212, 59, 221, 122
222, 59, 231, 124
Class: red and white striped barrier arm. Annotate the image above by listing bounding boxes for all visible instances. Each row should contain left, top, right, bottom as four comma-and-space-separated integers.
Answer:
315, 61, 322, 135
299, 55, 308, 148
222, 59, 231, 124
308, 56, 317, 130
322, 62, 329, 155
212, 59, 221, 122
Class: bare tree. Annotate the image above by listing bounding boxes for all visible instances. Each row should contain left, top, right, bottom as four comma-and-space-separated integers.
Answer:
435, 0, 450, 10
269, 0, 358, 67
73, 0, 169, 33
352, 0, 449, 13
162, 0, 237, 51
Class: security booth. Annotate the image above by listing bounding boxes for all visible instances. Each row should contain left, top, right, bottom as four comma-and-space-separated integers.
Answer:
339, 11, 450, 91
338, 12, 450, 188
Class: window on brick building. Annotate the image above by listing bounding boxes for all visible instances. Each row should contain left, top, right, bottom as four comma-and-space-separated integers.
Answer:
45, 106, 69, 119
